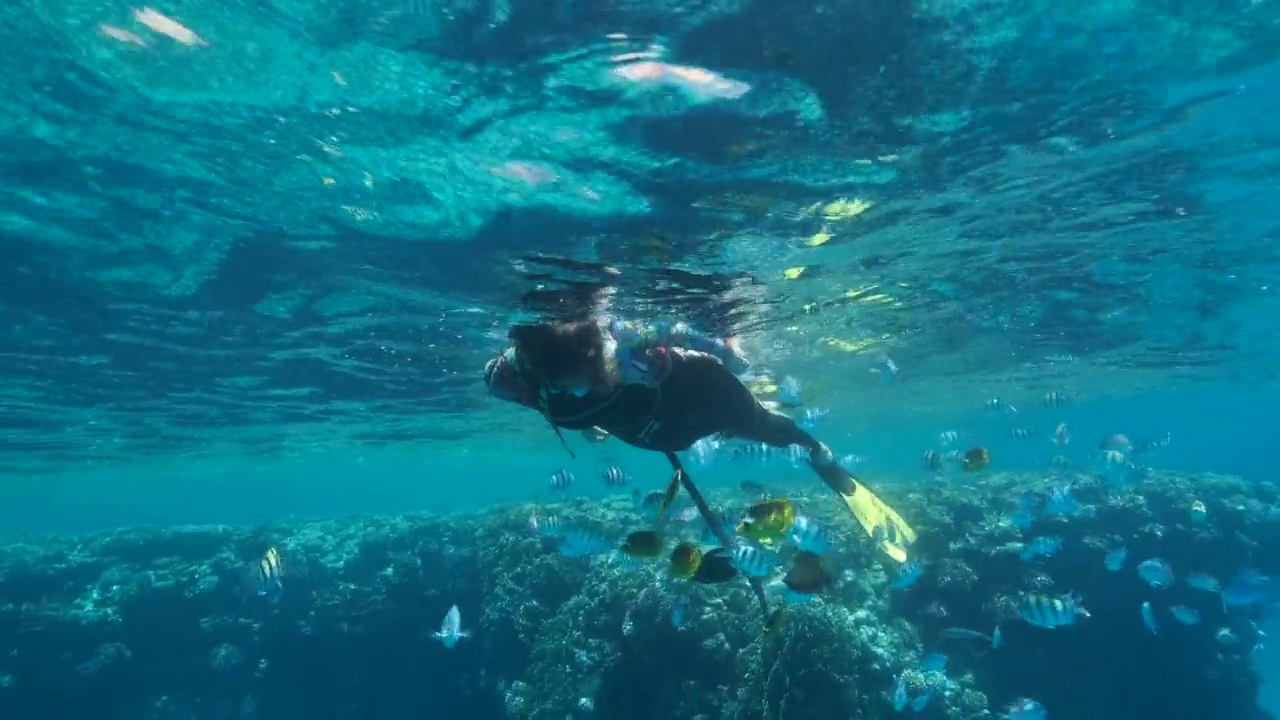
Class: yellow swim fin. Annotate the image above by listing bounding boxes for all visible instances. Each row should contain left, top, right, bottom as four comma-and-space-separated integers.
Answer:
838, 475, 917, 563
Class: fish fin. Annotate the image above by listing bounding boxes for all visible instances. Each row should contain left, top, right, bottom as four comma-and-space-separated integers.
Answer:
832, 471, 916, 563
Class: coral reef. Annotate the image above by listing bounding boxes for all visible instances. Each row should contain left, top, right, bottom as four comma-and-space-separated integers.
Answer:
0, 468, 1276, 719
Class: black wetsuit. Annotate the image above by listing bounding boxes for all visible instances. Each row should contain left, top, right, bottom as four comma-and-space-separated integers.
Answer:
514, 348, 820, 456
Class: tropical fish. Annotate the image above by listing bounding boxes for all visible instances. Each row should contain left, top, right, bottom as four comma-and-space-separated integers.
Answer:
656, 470, 682, 517
633, 488, 665, 511
787, 516, 830, 556
1137, 558, 1174, 589
1141, 601, 1158, 634
1190, 500, 1207, 525
1019, 593, 1089, 628
690, 547, 739, 584
1099, 434, 1132, 453
739, 480, 767, 495
985, 398, 1017, 413
1020, 536, 1062, 562
919, 651, 947, 673
737, 498, 796, 542
1010, 427, 1034, 440
1105, 547, 1128, 572
1052, 422, 1069, 446
1007, 698, 1047, 720
1169, 606, 1200, 625
1185, 573, 1220, 593
731, 544, 774, 578
962, 447, 990, 472
939, 626, 1000, 648
892, 679, 910, 711
1132, 433, 1171, 456
558, 529, 612, 558
780, 551, 834, 598
257, 547, 284, 597
777, 376, 803, 407
939, 430, 959, 445
1222, 570, 1272, 608
800, 408, 828, 429
434, 604, 469, 648
890, 561, 925, 590
1043, 391, 1070, 408
921, 450, 944, 472
1009, 508, 1036, 531
602, 466, 629, 487
549, 469, 574, 491
1044, 484, 1080, 517
668, 542, 702, 579
619, 530, 664, 559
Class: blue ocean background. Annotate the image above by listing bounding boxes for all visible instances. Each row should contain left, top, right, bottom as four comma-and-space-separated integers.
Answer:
8, 385, 1280, 538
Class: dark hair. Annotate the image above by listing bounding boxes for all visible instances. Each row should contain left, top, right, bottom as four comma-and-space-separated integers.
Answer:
509, 320, 613, 392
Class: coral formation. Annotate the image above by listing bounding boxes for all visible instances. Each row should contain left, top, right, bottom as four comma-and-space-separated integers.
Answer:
0, 468, 1275, 719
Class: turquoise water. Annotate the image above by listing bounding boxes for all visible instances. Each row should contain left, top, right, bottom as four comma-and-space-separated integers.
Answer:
5, 0, 1280, 718
6, 385, 1280, 537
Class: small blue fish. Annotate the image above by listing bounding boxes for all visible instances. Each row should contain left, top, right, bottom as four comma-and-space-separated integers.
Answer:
787, 516, 830, 556
892, 679, 910, 711
1019, 536, 1062, 561
890, 561, 924, 590
549, 469, 574, 491
1008, 698, 1047, 720
873, 355, 899, 384
1044, 484, 1080, 517
992, 625, 1003, 649
434, 604, 469, 648
1141, 601, 1158, 634
1138, 558, 1174, 589
1222, 570, 1271, 609
799, 408, 828, 429
778, 376, 803, 407
1169, 605, 1200, 625
919, 651, 947, 673
1185, 573, 1220, 593
731, 544, 773, 578
1104, 546, 1127, 572
1009, 509, 1036, 531
557, 529, 612, 558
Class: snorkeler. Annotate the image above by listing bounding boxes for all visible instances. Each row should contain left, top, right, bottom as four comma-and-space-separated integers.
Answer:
483, 318, 917, 566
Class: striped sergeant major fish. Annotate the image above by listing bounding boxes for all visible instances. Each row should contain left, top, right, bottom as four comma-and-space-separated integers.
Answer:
549, 469, 573, 491
257, 547, 283, 597
1019, 592, 1090, 628
602, 466, 629, 487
